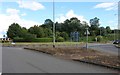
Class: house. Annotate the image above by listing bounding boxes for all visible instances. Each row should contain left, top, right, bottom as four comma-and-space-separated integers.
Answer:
0, 37, 12, 43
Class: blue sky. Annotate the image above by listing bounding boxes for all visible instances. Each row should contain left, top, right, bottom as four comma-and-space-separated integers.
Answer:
0, 1, 118, 38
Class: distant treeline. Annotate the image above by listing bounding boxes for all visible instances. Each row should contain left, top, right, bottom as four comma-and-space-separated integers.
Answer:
6, 17, 120, 42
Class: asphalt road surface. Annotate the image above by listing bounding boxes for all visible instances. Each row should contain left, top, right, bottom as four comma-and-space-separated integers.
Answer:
88, 43, 119, 56
2, 47, 118, 73
0, 44, 2, 72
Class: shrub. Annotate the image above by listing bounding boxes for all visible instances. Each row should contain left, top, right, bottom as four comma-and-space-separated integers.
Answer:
13, 37, 24, 42
13, 33, 36, 42
56, 37, 64, 42
23, 33, 36, 42
32, 38, 53, 42
80, 36, 95, 43
96, 36, 103, 42
60, 32, 69, 41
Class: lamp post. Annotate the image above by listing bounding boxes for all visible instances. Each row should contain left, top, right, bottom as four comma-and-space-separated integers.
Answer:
53, 0, 55, 48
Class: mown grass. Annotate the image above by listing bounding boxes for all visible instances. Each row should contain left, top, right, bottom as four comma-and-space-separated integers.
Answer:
2, 42, 85, 47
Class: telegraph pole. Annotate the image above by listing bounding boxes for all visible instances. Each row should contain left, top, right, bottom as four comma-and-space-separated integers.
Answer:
53, 0, 55, 48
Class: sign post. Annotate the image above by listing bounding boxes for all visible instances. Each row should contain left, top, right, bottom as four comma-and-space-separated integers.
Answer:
84, 28, 90, 50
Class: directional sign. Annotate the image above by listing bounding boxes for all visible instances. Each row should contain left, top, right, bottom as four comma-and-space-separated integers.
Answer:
84, 29, 90, 35
70, 31, 79, 42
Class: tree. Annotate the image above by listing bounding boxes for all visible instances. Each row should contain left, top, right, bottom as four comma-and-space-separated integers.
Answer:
28, 25, 44, 38
3, 35, 6, 38
21, 27, 28, 36
60, 32, 69, 41
90, 17, 100, 36
62, 19, 70, 33
100, 27, 106, 36
23, 33, 36, 42
44, 28, 52, 38
106, 26, 111, 34
55, 22, 63, 32
7, 23, 23, 39
41, 19, 53, 29
90, 17, 100, 26
69, 17, 81, 31
82, 21, 89, 28
62, 17, 82, 34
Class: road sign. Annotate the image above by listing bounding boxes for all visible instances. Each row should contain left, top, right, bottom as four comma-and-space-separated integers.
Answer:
70, 31, 79, 42
84, 29, 90, 35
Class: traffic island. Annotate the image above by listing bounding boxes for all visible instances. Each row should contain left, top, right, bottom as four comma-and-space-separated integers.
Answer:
24, 45, 120, 71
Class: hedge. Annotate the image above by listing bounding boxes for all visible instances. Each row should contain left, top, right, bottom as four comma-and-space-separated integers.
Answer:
56, 37, 64, 42
13, 37, 53, 42
13, 37, 25, 42
32, 38, 53, 42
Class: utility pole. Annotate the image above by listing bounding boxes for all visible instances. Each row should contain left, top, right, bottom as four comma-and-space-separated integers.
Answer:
53, 0, 55, 48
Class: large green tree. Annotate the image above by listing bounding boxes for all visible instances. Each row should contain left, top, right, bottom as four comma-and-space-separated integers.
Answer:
106, 26, 112, 34
100, 27, 106, 36
28, 25, 44, 38
41, 19, 53, 29
7, 23, 23, 39
89, 17, 100, 36
62, 17, 82, 34
43, 28, 52, 38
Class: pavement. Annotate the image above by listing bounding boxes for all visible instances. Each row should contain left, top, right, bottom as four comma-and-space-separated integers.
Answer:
2, 47, 118, 73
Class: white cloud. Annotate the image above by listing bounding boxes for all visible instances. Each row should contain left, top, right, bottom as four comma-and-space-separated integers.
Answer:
21, 13, 26, 16
55, 10, 89, 24
6, 8, 20, 15
0, 8, 41, 38
94, 2, 117, 11
17, 0, 45, 11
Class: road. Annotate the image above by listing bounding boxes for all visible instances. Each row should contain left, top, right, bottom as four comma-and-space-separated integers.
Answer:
87, 43, 119, 56
2, 47, 118, 73
0, 43, 2, 73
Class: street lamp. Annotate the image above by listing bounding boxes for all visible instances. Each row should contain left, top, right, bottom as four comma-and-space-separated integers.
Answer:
53, 0, 55, 48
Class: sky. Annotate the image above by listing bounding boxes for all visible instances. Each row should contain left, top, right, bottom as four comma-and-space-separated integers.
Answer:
0, 0, 119, 38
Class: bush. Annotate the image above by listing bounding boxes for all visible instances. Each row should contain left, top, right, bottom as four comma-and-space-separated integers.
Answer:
13, 33, 36, 42
13, 37, 25, 42
60, 32, 69, 41
96, 36, 103, 42
32, 38, 53, 42
23, 33, 36, 42
56, 37, 64, 42
80, 36, 95, 43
